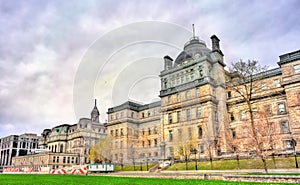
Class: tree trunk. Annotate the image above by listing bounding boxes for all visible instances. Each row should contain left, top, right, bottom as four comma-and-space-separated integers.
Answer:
185, 155, 188, 170
210, 157, 213, 170
262, 158, 268, 174
272, 153, 276, 169
236, 154, 240, 170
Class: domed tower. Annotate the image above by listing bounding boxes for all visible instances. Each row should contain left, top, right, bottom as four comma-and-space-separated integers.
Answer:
159, 26, 226, 159
91, 99, 100, 123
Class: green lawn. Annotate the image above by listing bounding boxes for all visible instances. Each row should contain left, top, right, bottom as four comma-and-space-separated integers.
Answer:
0, 174, 298, 185
167, 157, 300, 171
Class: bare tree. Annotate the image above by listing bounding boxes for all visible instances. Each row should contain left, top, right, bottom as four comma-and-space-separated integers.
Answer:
219, 114, 243, 169
227, 59, 275, 173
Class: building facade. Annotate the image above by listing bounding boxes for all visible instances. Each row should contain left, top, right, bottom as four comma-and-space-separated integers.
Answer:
11, 100, 107, 170
107, 34, 300, 164
0, 133, 39, 172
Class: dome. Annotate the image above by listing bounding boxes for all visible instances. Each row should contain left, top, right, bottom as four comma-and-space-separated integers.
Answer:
174, 36, 211, 66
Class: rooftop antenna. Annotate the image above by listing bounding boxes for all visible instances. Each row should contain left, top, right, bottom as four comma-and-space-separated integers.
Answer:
192, 24, 195, 38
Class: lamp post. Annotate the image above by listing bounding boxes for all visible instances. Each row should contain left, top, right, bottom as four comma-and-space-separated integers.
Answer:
190, 148, 198, 170
291, 138, 298, 168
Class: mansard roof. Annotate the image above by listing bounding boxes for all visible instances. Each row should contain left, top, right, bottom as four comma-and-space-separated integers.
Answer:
107, 100, 161, 113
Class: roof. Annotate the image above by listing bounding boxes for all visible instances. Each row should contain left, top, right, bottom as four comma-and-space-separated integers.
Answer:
174, 36, 211, 66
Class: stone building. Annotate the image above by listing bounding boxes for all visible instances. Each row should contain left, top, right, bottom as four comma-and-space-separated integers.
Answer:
11, 100, 107, 170
107, 33, 300, 164
107, 101, 161, 166
0, 133, 39, 172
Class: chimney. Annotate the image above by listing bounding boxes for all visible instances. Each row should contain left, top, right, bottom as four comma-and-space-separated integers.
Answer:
164, 55, 173, 70
210, 35, 223, 56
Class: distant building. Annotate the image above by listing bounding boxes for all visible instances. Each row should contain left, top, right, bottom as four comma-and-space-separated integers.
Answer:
107, 33, 300, 164
11, 100, 107, 170
0, 133, 39, 172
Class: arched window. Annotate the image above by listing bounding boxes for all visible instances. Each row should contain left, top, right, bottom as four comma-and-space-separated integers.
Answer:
60, 144, 64, 153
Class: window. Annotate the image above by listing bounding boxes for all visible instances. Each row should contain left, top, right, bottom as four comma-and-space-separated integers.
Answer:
164, 81, 168, 88
177, 111, 181, 122
148, 140, 151, 147
274, 79, 281, 87
191, 73, 195, 80
116, 113, 119, 119
181, 76, 184, 83
264, 104, 272, 115
199, 144, 204, 154
198, 126, 203, 139
199, 69, 203, 77
120, 141, 123, 149
115, 129, 119, 136
252, 108, 258, 118
187, 109, 191, 121
188, 127, 192, 139
154, 127, 158, 134
131, 112, 134, 118
241, 111, 246, 120
229, 113, 235, 121
196, 88, 200, 97
120, 128, 124, 136
262, 83, 267, 90
169, 147, 174, 156
281, 121, 289, 133
168, 113, 172, 124
278, 103, 286, 114
177, 94, 181, 102
154, 139, 158, 147
121, 112, 124, 118
294, 64, 300, 74
185, 91, 190, 100
142, 112, 145, 118
111, 115, 114, 120
196, 107, 201, 118
231, 128, 236, 139
110, 130, 114, 136
148, 128, 151, 135
142, 141, 145, 148
168, 96, 172, 104
142, 129, 145, 135
169, 130, 173, 141
285, 140, 293, 150
178, 129, 182, 138
227, 91, 231, 98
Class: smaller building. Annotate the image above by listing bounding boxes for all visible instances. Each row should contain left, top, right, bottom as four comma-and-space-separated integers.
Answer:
12, 152, 79, 172
0, 133, 39, 172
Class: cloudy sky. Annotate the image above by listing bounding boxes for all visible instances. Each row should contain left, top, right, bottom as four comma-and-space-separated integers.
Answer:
0, 0, 299, 138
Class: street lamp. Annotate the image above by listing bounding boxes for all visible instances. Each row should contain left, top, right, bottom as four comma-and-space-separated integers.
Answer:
291, 138, 298, 168
190, 148, 198, 170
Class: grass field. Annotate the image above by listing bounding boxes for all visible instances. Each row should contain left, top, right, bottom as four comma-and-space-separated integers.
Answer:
163, 157, 300, 171
113, 157, 300, 171
0, 174, 298, 185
